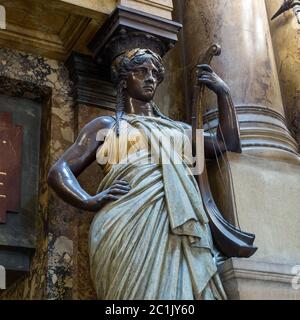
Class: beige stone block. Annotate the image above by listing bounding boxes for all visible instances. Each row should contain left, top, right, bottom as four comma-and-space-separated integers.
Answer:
119, 0, 173, 19
219, 258, 300, 300
57, 0, 118, 15
209, 151, 300, 265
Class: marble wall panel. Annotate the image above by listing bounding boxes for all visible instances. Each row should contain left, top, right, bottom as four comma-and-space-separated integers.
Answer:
0, 48, 77, 300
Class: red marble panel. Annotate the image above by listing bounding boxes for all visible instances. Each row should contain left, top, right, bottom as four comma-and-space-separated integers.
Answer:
0, 112, 23, 223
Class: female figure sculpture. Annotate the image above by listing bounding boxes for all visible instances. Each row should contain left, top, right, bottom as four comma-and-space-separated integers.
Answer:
48, 47, 242, 300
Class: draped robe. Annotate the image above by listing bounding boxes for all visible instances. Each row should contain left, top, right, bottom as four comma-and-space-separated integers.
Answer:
89, 114, 227, 300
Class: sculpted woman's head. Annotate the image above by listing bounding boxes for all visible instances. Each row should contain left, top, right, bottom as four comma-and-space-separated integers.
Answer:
111, 48, 168, 135
112, 49, 165, 102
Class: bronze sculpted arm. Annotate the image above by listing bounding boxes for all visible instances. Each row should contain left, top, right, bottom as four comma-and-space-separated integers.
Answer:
198, 64, 242, 158
179, 64, 241, 159
47, 116, 131, 212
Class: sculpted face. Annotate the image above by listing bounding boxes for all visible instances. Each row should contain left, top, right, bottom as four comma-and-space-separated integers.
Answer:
125, 58, 160, 102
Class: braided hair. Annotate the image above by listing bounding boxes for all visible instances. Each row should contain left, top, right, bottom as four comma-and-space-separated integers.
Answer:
111, 49, 171, 136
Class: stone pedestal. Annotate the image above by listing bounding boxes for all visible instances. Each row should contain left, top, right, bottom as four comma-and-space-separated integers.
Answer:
212, 152, 300, 263
219, 258, 300, 300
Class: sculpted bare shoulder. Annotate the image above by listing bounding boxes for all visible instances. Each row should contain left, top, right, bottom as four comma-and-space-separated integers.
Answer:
49, 115, 116, 176
80, 115, 116, 138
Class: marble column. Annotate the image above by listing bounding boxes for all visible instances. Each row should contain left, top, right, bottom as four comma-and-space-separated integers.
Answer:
181, 0, 298, 156
179, 0, 300, 300
265, 0, 300, 144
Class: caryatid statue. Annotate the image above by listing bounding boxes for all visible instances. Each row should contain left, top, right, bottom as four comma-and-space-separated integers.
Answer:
48, 33, 256, 300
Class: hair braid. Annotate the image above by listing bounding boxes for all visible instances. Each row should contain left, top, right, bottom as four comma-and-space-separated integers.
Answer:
115, 81, 126, 136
